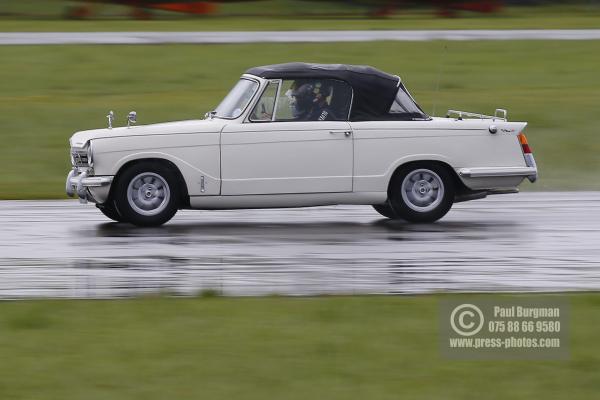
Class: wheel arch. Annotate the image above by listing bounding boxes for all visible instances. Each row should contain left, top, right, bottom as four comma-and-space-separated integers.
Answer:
110, 157, 190, 208
387, 159, 469, 197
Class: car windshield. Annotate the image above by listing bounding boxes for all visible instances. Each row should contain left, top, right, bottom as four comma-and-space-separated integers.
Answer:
213, 78, 259, 119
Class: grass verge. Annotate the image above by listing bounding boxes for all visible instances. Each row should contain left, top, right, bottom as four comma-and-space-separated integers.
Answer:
0, 293, 598, 399
1, 40, 599, 198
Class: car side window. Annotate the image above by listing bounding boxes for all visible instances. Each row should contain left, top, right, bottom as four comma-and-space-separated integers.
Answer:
274, 79, 352, 122
249, 81, 279, 122
388, 86, 427, 120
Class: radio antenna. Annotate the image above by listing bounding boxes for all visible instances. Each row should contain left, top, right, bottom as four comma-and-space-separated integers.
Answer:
431, 43, 448, 117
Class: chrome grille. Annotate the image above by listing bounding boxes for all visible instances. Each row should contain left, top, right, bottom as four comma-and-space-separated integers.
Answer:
71, 150, 89, 167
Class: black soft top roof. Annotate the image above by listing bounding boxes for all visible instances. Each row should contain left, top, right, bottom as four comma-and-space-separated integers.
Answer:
245, 62, 421, 121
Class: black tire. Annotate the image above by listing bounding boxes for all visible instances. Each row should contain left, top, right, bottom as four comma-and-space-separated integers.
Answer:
389, 163, 455, 223
372, 202, 398, 219
113, 161, 179, 227
96, 200, 126, 223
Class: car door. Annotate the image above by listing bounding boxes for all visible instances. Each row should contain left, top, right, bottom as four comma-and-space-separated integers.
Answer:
220, 79, 354, 195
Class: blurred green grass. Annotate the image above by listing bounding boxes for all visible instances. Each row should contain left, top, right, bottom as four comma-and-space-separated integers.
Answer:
1, 2, 599, 31
1, 40, 599, 199
0, 293, 598, 399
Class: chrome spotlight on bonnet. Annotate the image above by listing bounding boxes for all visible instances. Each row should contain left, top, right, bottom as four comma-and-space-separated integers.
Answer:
106, 110, 114, 129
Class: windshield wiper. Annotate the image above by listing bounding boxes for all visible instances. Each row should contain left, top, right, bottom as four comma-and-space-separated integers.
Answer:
205, 110, 217, 120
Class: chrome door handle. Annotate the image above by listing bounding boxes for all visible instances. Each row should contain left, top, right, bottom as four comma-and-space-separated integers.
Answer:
329, 130, 352, 137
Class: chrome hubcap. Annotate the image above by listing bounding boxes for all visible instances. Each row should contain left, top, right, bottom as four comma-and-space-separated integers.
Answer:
401, 169, 444, 212
127, 172, 170, 216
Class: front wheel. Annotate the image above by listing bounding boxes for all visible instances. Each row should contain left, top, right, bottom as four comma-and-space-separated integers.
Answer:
96, 200, 126, 223
389, 164, 455, 223
114, 162, 179, 227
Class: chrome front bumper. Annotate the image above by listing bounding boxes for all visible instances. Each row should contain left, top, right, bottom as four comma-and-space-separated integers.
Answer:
66, 169, 113, 203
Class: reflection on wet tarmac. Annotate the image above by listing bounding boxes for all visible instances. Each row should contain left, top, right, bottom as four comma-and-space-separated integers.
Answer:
1, 192, 599, 298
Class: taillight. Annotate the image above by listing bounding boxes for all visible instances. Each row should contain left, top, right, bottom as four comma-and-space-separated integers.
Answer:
518, 132, 537, 183
518, 133, 532, 154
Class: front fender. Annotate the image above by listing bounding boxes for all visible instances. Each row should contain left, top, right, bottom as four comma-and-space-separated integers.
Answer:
105, 151, 220, 196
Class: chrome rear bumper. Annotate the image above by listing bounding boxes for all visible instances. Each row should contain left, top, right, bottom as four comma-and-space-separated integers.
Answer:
66, 169, 113, 203
458, 166, 538, 183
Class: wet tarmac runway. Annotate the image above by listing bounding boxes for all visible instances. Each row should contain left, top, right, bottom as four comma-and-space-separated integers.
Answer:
1, 192, 599, 299
2, 30, 600, 45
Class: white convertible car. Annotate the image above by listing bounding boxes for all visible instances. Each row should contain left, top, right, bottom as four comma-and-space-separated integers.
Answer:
66, 63, 537, 226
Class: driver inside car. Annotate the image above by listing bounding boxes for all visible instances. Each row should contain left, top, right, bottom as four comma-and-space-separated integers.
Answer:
286, 81, 338, 121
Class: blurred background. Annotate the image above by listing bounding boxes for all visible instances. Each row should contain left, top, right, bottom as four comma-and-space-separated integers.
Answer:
3, 0, 600, 20
0, 0, 599, 198
1, 2, 600, 400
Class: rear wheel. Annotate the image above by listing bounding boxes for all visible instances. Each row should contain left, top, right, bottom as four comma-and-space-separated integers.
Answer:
389, 163, 455, 223
114, 162, 179, 227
